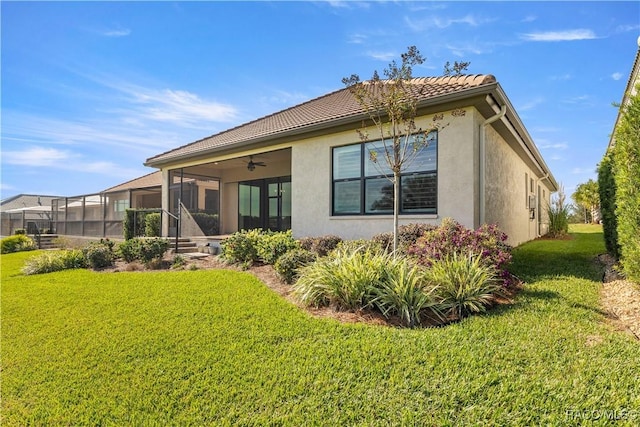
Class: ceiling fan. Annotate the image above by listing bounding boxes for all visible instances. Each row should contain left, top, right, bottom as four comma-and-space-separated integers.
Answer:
246, 155, 266, 171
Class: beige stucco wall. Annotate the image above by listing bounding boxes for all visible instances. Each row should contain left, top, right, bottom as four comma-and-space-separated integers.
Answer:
483, 121, 553, 246
291, 109, 479, 239
159, 107, 554, 246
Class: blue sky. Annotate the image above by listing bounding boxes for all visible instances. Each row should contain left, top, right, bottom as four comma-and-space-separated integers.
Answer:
2, 1, 639, 201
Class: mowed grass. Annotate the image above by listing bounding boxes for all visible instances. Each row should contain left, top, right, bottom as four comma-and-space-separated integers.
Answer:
2, 225, 639, 425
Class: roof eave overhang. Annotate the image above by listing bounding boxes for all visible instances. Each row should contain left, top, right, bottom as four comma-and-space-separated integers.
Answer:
144, 84, 500, 169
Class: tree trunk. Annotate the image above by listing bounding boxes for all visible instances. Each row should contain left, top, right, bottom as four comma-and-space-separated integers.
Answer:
393, 172, 400, 255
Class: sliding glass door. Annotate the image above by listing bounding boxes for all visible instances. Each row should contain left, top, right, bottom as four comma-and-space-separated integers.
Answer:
239, 177, 291, 232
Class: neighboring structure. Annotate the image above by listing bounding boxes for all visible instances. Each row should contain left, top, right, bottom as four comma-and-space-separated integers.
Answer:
145, 75, 558, 246
1, 194, 61, 236
51, 171, 163, 238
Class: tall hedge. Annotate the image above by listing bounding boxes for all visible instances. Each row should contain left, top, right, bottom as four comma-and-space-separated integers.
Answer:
124, 209, 159, 240
611, 85, 640, 282
597, 153, 619, 258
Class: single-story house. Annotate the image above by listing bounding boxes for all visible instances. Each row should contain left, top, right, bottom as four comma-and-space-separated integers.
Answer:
51, 171, 164, 237
145, 74, 558, 246
0, 194, 61, 236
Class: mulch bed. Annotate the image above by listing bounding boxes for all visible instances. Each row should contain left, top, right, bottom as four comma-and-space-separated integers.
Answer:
597, 254, 640, 340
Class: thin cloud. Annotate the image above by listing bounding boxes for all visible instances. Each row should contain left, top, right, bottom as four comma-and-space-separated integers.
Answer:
367, 51, 397, 61
518, 97, 544, 111
404, 14, 494, 32
616, 23, 640, 33
445, 41, 490, 57
571, 167, 595, 175
550, 73, 572, 81
520, 29, 597, 42
130, 88, 238, 125
103, 28, 131, 37
347, 33, 367, 44
522, 15, 537, 23
537, 142, 569, 150
562, 95, 592, 105
611, 72, 623, 81
3, 146, 142, 178
67, 70, 239, 126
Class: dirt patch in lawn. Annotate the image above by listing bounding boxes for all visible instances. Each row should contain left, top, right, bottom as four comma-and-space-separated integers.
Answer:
597, 254, 640, 340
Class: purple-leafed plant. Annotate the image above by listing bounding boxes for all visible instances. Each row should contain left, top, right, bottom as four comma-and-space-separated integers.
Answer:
408, 218, 514, 286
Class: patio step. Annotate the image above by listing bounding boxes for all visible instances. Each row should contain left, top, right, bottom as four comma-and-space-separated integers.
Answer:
170, 238, 199, 254
30, 234, 59, 249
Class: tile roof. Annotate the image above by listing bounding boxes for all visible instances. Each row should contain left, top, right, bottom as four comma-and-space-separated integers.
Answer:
102, 171, 163, 193
0, 194, 61, 212
146, 74, 496, 166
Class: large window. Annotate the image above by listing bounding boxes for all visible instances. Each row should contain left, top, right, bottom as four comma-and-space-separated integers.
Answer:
332, 132, 437, 215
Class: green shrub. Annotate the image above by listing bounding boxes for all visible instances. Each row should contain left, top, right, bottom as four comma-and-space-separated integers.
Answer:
192, 212, 219, 236
22, 249, 87, 275
171, 254, 187, 269
61, 249, 89, 269
598, 153, 620, 258
256, 230, 299, 265
118, 238, 142, 263
124, 209, 158, 240
373, 223, 435, 254
1, 235, 36, 254
117, 237, 169, 266
220, 229, 262, 266
294, 245, 388, 309
611, 84, 640, 282
83, 239, 115, 269
138, 238, 170, 266
145, 213, 161, 237
299, 235, 343, 257
426, 253, 502, 321
371, 257, 439, 328
274, 248, 317, 284
14, 228, 26, 235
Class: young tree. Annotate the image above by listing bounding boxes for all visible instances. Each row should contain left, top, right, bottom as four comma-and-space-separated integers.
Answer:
572, 179, 600, 223
342, 46, 468, 253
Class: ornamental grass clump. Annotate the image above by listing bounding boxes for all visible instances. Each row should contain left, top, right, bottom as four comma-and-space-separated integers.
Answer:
426, 252, 503, 321
22, 249, 87, 275
370, 257, 441, 328
1, 235, 36, 254
293, 245, 388, 309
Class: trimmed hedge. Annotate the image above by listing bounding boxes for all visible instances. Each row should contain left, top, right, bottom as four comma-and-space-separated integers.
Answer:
597, 153, 619, 258
610, 84, 640, 282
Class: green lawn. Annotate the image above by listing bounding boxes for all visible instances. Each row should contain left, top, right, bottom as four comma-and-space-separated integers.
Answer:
2, 225, 639, 425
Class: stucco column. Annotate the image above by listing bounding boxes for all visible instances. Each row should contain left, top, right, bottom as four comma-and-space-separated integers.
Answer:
161, 169, 170, 237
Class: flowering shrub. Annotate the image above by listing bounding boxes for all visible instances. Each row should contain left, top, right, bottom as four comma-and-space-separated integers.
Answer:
408, 218, 513, 285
